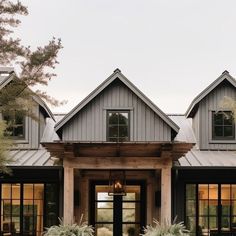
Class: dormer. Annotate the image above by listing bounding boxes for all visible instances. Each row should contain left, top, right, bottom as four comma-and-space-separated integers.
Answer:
55, 69, 179, 142
186, 70, 236, 150
0, 67, 55, 149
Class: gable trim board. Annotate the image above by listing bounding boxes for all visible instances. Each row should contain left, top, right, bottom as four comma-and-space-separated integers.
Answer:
186, 70, 236, 118
55, 69, 179, 134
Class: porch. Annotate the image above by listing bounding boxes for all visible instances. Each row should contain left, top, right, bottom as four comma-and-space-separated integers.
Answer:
43, 141, 193, 235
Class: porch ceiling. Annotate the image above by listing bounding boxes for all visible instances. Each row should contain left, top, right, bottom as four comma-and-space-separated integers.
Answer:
42, 141, 194, 162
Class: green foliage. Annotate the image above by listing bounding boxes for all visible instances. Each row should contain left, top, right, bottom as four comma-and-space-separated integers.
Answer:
44, 217, 94, 236
0, 0, 64, 171
219, 96, 236, 121
142, 219, 190, 236
0, 120, 13, 174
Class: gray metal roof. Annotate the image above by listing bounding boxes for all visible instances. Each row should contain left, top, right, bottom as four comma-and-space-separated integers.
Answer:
178, 150, 236, 167
41, 117, 61, 143
7, 148, 55, 167
168, 114, 197, 144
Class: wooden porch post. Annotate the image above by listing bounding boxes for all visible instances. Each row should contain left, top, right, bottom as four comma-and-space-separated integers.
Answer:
161, 165, 172, 223
64, 166, 74, 224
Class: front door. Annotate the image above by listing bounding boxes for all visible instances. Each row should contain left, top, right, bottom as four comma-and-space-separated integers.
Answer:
90, 181, 146, 236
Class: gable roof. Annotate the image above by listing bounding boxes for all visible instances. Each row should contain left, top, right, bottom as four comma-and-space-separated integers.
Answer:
55, 69, 179, 133
0, 70, 55, 121
186, 70, 236, 118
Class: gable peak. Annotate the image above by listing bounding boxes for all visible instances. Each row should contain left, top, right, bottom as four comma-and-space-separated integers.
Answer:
222, 70, 229, 75
113, 68, 121, 73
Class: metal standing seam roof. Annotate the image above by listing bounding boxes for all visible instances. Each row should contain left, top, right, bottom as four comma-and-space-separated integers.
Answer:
7, 149, 55, 167
178, 150, 236, 167
168, 114, 236, 167
8, 116, 62, 167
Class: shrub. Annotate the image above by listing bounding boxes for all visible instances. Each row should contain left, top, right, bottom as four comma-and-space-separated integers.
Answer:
44, 216, 94, 236
142, 219, 190, 236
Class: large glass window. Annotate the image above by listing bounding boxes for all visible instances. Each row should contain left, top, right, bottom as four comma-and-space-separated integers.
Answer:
212, 111, 234, 140
107, 111, 129, 142
0, 183, 58, 236
185, 184, 236, 236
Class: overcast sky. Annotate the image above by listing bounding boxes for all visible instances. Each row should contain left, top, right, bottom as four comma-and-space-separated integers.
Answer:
15, 0, 236, 114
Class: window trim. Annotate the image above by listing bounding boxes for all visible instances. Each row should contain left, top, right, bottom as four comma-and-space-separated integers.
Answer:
212, 111, 235, 141
106, 110, 130, 142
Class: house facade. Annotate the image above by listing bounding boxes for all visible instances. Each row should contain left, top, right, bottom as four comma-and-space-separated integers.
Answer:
0, 67, 236, 236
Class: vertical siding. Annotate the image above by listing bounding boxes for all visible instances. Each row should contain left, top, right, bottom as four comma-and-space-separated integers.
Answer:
62, 80, 172, 141
198, 82, 236, 150
192, 109, 200, 147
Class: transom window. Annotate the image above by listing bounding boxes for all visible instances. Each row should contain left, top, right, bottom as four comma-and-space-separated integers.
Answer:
107, 111, 129, 142
212, 111, 234, 140
3, 112, 25, 139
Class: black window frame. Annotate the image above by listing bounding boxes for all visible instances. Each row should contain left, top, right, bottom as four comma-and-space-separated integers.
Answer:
106, 110, 130, 142
0, 182, 59, 236
3, 112, 25, 140
185, 183, 236, 236
212, 111, 235, 140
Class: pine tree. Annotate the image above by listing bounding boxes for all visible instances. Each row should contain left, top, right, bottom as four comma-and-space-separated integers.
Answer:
0, 0, 63, 173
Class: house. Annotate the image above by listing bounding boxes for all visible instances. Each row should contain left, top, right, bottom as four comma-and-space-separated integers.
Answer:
0, 67, 236, 236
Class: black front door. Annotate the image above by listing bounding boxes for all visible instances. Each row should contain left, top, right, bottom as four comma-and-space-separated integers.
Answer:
90, 181, 146, 236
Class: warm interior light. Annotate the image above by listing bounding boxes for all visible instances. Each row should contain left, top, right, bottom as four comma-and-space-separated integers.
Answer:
108, 170, 126, 196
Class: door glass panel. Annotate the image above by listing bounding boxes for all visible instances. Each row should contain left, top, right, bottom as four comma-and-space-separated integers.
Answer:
123, 186, 140, 201
199, 185, 208, 199
199, 200, 208, 215
221, 217, 230, 231
199, 217, 209, 235
2, 184, 11, 199
232, 185, 236, 199
221, 185, 230, 200
122, 224, 139, 236
96, 224, 113, 236
12, 184, 20, 199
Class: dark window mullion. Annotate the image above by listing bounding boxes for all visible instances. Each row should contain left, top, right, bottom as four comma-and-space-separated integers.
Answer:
20, 183, 23, 236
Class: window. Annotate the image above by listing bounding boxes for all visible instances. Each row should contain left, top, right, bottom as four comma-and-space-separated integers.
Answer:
107, 111, 129, 142
3, 112, 25, 139
0, 183, 58, 236
212, 111, 234, 140
185, 184, 236, 236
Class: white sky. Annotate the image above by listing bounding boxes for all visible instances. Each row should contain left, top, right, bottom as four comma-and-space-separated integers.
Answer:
15, 0, 236, 114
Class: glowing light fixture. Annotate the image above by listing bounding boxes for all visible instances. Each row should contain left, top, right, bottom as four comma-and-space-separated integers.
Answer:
108, 170, 126, 196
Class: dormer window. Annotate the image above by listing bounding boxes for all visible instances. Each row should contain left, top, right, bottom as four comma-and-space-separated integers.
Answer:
212, 111, 234, 140
107, 111, 129, 142
3, 112, 25, 139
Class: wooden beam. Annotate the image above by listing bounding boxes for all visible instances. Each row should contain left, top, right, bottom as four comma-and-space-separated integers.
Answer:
63, 156, 172, 169
161, 162, 172, 223
64, 167, 74, 224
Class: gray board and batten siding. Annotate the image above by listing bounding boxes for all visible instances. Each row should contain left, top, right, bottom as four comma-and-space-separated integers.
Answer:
61, 78, 175, 142
197, 81, 236, 150
186, 71, 236, 150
